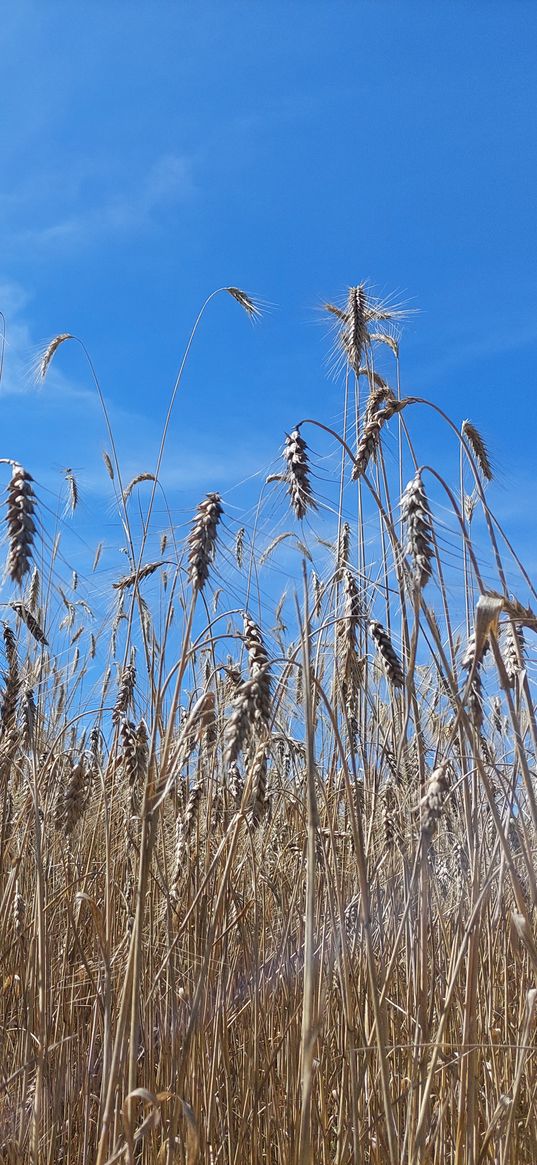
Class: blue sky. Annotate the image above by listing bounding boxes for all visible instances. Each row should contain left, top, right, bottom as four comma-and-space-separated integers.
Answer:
1, 0, 537, 590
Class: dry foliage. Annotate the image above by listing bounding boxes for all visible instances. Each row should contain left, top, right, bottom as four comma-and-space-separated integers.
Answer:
0, 283, 535, 1165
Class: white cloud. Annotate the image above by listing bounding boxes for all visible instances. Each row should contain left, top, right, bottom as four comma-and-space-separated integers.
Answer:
409, 318, 537, 385
0, 277, 267, 501
2, 151, 195, 253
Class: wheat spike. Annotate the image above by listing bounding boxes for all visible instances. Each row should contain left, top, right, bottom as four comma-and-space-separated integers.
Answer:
283, 429, 317, 520
336, 522, 351, 577
5, 464, 37, 585
370, 331, 399, 356
243, 614, 271, 728
338, 571, 365, 710
121, 718, 148, 814
226, 287, 262, 319
401, 470, 434, 589
502, 622, 525, 686
112, 654, 136, 725
11, 602, 48, 646
225, 675, 265, 765
352, 417, 383, 480
112, 561, 164, 590
369, 620, 404, 688
13, 883, 25, 938
235, 526, 245, 568
122, 472, 156, 503
249, 743, 269, 827
420, 763, 450, 839
38, 333, 74, 380
188, 493, 223, 592
1, 625, 19, 735
342, 285, 369, 374
462, 420, 493, 482
54, 760, 87, 835
102, 451, 114, 480
64, 468, 79, 513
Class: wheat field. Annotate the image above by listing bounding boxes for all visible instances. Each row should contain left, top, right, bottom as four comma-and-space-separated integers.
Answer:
0, 285, 536, 1164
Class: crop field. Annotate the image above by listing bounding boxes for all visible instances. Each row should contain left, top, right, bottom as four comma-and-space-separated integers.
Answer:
0, 285, 536, 1164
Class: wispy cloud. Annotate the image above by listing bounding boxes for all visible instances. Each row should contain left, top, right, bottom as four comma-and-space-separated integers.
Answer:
1, 151, 195, 253
0, 277, 268, 501
408, 318, 537, 385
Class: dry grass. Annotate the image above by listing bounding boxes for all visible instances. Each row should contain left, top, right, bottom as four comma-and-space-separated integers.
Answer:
0, 283, 536, 1164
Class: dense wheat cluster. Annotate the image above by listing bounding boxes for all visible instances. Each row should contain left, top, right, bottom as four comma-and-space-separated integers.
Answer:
0, 283, 536, 1165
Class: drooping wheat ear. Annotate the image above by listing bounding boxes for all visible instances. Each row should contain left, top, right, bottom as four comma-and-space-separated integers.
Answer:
420, 763, 450, 839
324, 302, 346, 320
336, 522, 351, 577
249, 743, 269, 827
243, 614, 271, 727
378, 396, 410, 423
364, 381, 397, 425
502, 622, 525, 687
5, 464, 37, 585
369, 620, 404, 688
500, 593, 537, 629
121, 718, 148, 814
112, 653, 136, 725
188, 492, 223, 592
1, 625, 19, 735
54, 760, 87, 835
112, 561, 164, 591
461, 594, 504, 672
401, 470, 434, 589
37, 333, 74, 380
64, 468, 79, 513
11, 602, 48, 646
370, 331, 399, 356
351, 416, 382, 480
359, 368, 389, 388
226, 287, 262, 319
461, 420, 493, 482
353, 401, 407, 481
122, 472, 156, 503
282, 429, 317, 520
235, 526, 245, 568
